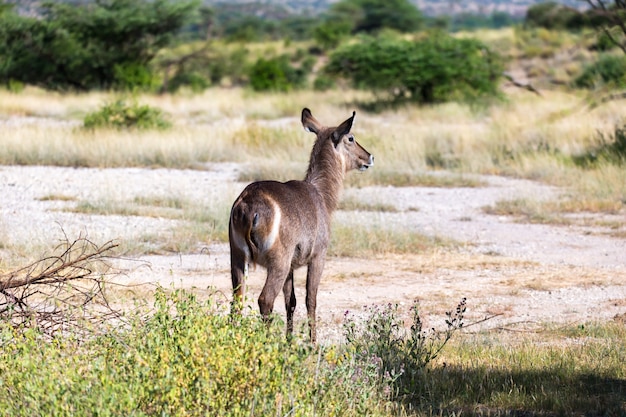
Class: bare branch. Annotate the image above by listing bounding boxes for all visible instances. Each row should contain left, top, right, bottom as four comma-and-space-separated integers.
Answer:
0, 235, 124, 338
502, 72, 543, 96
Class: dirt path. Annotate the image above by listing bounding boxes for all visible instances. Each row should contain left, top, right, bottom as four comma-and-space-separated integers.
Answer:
1, 164, 625, 342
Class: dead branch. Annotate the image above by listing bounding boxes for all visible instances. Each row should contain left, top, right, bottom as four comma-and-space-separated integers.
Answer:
0, 236, 124, 338
502, 72, 543, 96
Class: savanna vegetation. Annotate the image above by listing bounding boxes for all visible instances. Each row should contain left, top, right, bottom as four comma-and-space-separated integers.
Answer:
1, 0, 626, 415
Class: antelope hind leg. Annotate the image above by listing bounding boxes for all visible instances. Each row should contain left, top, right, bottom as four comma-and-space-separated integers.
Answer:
230, 245, 247, 315
283, 270, 296, 338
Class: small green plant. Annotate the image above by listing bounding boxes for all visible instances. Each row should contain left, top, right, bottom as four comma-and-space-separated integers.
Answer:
83, 99, 171, 130
574, 124, 626, 166
113, 62, 159, 92
342, 298, 466, 399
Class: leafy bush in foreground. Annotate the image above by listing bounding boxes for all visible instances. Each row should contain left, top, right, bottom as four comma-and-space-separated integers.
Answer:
83, 99, 171, 130
343, 299, 466, 400
0, 289, 396, 416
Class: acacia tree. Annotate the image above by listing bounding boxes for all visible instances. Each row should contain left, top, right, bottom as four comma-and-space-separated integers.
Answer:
0, 0, 199, 90
584, 0, 626, 54
324, 33, 503, 105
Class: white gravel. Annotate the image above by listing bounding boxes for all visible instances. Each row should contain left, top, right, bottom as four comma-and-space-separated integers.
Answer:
1, 164, 625, 341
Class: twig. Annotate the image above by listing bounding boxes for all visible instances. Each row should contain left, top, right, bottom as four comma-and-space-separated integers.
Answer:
503, 72, 542, 96
0, 235, 123, 338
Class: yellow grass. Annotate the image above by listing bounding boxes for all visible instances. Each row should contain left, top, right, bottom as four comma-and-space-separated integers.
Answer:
0, 85, 624, 222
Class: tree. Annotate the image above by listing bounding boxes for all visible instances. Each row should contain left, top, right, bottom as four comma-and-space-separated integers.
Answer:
324, 33, 503, 105
326, 0, 423, 34
524, 2, 585, 30
584, 0, 626, 54
0, 0, 199, 91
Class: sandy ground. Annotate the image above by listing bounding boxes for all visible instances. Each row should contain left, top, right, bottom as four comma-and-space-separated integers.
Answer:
1, 164, 625, 342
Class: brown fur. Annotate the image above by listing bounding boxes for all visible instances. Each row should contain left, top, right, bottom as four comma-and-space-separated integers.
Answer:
229, 108, 373, 343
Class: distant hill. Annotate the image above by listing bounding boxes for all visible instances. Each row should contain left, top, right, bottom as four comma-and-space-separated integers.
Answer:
413, 0, 588, 18
202, 0, 589, 17
7, 0, 589, 18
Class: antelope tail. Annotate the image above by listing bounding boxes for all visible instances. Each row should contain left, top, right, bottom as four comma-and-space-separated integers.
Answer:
245, 212, 259, 266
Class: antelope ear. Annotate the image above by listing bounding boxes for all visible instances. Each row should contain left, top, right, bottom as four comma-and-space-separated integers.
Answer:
332, 111, 356, 145
301, 108, 322, 134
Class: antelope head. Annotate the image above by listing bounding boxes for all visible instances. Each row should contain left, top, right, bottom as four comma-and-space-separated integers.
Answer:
302, 108, 374, 173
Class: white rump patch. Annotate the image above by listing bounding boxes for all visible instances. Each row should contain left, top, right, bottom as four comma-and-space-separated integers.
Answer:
230, 222, 251, 261
263, 199, 282, 251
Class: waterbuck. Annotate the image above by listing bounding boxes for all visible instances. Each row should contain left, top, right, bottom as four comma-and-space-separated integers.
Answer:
229, 108, 374, 343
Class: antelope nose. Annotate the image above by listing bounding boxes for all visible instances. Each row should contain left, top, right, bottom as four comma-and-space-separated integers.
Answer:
368, 155, 374, 166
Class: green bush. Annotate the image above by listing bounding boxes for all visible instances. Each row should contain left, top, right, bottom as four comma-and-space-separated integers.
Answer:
326, 0, 423, 34
573, 124, 626, 167
324, 33, 503, 105
113, 62, 160, 92
83, 99, 172, 130
248, 54, 312, 92
168, 70, 211, 93
343, 299, 466, 399
313, 74, 336, 91
0, 0, 197, 91
574, 54, 626, 89
0, 289, 394, 416
524, 2, 585, 30
313, 20, 352, 50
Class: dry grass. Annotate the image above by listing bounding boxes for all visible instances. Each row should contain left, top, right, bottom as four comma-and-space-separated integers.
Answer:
0, 55, 624, 232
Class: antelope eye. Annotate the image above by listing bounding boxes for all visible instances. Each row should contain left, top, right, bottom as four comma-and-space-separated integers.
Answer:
347, 135, 354, 142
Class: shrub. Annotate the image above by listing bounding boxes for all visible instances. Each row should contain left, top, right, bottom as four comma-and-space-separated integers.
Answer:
324, 33, 503, 105
524, 2, 585, 30
574, 54, 626, 89
248, 54, 312, 92
573, 124, 626, 167
313, 74, 336, 91
327, 0, 423, 34
0, 0, 198, 91
83, 99, 172, 130
0, 289, 394, 416
342, 298, 466, 399
167, 70, 211, 93
313, 20, 352, 50
113, 62, 160, 92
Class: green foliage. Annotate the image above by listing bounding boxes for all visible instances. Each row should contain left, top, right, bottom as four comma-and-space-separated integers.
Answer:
83, 99, 172, 130
0, 289, 392, 416
313, 74, 336, 91
1, 288, 624, 416
0, 0, 198, 91
113, 62, 160, 92
574, 54, 626, 89
574, 124, 626, 167
448, 11, 520, 32
524, 2, 586, 31
325, 33, 503, 105
313, 20, 352, 50
342, 299, 466, 399
249, 53, 313, 92
327, 0, 423, 34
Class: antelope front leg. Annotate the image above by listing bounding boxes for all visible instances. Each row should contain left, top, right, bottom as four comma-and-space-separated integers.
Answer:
305, 256, 325, 344
283, 269, 296, 338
